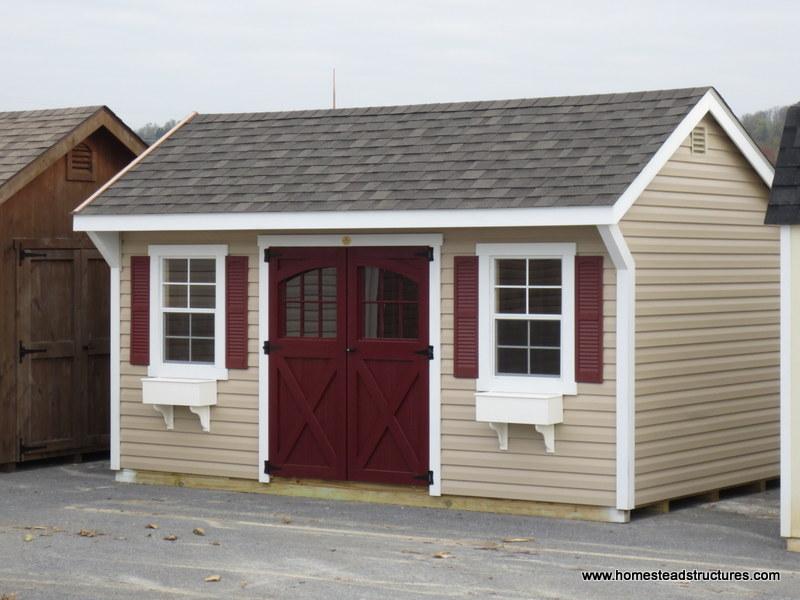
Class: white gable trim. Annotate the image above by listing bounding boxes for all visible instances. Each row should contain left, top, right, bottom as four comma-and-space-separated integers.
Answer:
611, 89, 774, 222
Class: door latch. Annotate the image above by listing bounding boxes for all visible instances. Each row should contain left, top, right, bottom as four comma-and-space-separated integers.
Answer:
414, 345, 434, 360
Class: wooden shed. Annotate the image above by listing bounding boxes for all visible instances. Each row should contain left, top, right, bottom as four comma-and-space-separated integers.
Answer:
75, 88, 779, 521
0, 107, 146, 469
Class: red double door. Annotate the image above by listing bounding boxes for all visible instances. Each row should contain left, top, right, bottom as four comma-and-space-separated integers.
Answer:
268, 247, 430, 485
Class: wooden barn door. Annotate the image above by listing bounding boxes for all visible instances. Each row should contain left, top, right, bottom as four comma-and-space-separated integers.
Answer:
267, 246, 429, 485
15, 241, 110, 459
268, 248, 348, 480
347, 248, 430, 485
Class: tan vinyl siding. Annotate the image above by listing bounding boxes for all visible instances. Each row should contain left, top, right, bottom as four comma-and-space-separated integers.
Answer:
620, 114, 779, 507
120, 231, 261, 479
440, 227, 617, 507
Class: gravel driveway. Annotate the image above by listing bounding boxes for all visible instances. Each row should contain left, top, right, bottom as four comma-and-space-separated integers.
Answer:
0, 460, 797, 599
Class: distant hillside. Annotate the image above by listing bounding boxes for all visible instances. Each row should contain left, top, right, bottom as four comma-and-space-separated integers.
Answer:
136, 119, 177, 144
741, 105, 792, 164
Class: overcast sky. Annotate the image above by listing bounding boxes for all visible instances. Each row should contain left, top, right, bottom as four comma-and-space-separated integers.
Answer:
1, 1, 797, 128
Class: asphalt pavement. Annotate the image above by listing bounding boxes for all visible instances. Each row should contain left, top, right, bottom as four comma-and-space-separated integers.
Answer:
0, 460, 798, 599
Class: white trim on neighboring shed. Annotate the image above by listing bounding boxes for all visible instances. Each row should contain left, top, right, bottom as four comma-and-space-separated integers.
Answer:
256, 233, 444, 495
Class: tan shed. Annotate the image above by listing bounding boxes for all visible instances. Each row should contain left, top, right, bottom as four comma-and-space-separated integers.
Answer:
73, 88, 777, 522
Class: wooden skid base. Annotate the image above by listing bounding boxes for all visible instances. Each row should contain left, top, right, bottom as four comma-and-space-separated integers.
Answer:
787, 538, 800, 553
636, 477, 777, 515
0, 463, 16, 473
119, 469, 630, 524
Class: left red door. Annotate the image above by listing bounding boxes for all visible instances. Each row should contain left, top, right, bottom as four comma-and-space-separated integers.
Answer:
268, 248, 348, 480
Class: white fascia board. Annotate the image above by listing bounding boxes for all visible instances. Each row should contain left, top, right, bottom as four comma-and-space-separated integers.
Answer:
597, 224, 636, 511
612, 89, 775, 222
780, 225, 792, 537
73, 205, 616, 233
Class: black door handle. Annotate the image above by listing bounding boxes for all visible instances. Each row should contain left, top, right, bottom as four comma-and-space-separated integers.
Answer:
346, 347, 357, 353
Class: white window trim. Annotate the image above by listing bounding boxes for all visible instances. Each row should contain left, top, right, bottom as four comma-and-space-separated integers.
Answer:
476, 243, 576, 396
147, 244, 229, 380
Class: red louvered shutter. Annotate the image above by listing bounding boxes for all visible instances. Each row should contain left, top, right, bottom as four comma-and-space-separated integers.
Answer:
130, 256, 150, 366
453, 256, 479, 378
225, 255, 249, 369
575, 256, 604, 383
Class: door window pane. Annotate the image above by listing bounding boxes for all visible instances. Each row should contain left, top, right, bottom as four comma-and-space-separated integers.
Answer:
361, 267, 419, 339
281, 268, 337, 338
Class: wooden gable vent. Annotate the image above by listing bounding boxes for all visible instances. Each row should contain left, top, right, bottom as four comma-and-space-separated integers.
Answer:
690, 126, 707, 155
66, 142, 96, 182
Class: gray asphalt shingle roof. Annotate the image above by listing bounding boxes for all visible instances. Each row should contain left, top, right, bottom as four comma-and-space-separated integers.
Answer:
0, 106, 102, 190
765, 104, 800, 224
80, 88, 711, 216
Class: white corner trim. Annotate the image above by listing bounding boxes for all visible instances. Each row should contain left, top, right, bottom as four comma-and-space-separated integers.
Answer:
146, 244, 229, 380
612, 89, 775, 222
87, 232, 121, 471
258, 237, 270, 483
73, 112, 197, 215
256, 233, 443, 494
74, 205, 616, 233
597, 224, 636, 511
780, 225, 792, 537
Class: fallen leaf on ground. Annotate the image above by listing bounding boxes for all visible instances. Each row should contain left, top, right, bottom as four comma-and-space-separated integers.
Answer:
145, 523, 159, 530
432, 551, 452, 559
210, 541, 221, 546
78, 529, 97, 538
204, 575, 221, 583
1, 593, 18, 600
22, 534, 34, 542
31, 526, 47, 531
193, 527, 205, 536
163, 534, 178, 542
281, 516, 293, 524
503, 537, 533, 543
475, 543, 500, 551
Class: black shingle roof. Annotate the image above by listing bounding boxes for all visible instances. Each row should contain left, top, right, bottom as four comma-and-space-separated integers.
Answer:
765, 104, 800, 224
0, 106, 102, 189
80, 88, 711, 216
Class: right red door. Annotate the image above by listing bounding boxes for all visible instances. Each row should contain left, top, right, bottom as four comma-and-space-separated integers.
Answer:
267, 246, 430, 485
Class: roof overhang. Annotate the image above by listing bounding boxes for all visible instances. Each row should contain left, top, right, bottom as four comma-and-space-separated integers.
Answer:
73, 89, 775, 234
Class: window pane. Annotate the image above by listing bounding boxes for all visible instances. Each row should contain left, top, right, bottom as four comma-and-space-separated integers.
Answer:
322, 303, 337, 338
285, 302, 301, 336
284, 275, 301, 300
321, 268, 337, 301
497, 319, 527, 346
497, 288, 525, 313
530, 320, 560, 348
191, 339, 214, 363
382, 303, 400, 338
190, 285, 215, 309
529, 288, 561, 314
164, 259, 188, 283
529, 259, 561, 286
164, 284, 188, 308
303, 271, 319, 299
164, 313, 189, 337
382, 271, 401, 300
191, 313, 214, 338
497, 259, 525, 285
363, 267, 380, 302
401, 303, 419, 338
497, 348, 527, 374
165, 337, 190, 362
303, 303, 320, 337
190, 259, 215, 283
530, 349, 560, 375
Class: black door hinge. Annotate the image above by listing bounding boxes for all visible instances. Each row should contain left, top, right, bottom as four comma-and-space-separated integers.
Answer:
264, 460, 281, 475
414, 345, 434, 360
19, 341, 47, 363
262, 340, 270, 355
20, 439, 48, 454
18, 247, 47, 265
415, 247, 434, 262
264, 248, 280, 262
414, 470, 434, 485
